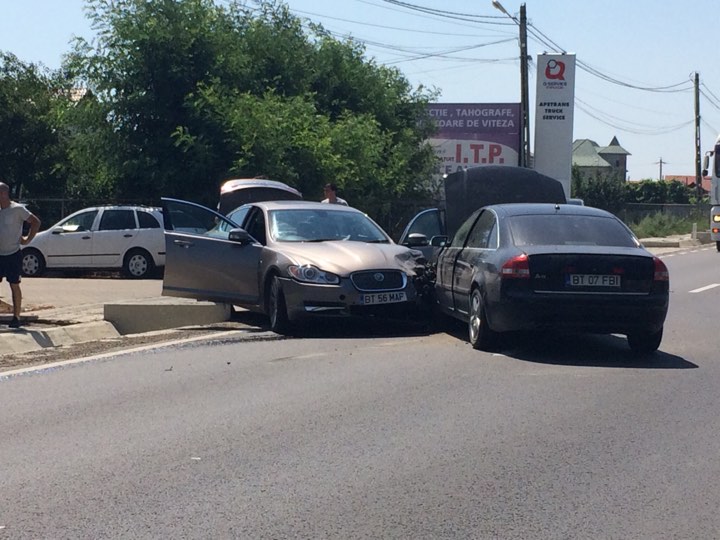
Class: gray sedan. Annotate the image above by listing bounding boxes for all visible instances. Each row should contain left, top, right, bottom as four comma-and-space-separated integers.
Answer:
434, 203, 669, 354
161, 198, 426, 333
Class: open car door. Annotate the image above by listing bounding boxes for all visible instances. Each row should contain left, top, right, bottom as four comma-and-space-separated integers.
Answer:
161, 198, 263, 306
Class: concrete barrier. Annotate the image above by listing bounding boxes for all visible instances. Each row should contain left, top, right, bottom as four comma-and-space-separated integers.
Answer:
104, 299, 233, 335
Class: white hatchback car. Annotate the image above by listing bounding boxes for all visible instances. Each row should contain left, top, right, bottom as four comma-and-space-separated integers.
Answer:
21, 205, 165, 279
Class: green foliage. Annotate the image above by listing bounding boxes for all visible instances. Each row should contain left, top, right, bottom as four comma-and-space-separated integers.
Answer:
57, 0, 439, 211
571, 166, 625, 213
628, 212, 700, 238
665, 180, 692, 204
573, 166, 698, 212
0, 53, 67, 198
624, 180, 692, 204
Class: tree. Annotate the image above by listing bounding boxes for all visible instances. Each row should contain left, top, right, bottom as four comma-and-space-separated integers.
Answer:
64, 0, 439, 213
665, 180, 692, 204
0, 53, 67, 199
571, 166, 625, 213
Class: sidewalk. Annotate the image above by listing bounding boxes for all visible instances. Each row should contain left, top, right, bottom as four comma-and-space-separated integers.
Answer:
0, 276, 230, 355
639, 233, 711, 255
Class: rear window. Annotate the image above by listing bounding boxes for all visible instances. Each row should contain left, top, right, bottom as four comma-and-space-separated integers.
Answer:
509, 214, 638, 247
137, 211, 161, 229
99, 209, 136, 230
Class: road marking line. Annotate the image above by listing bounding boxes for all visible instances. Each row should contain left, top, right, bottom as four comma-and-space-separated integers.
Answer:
690, 283, 720, 293
0, 330, 248, 380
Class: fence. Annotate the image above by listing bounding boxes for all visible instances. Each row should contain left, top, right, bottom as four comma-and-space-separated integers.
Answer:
21, 197, 712, 241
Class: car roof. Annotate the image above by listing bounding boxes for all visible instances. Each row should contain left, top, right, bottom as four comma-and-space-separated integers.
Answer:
70, 205, 161, 212
489, 202, 613, 218
240, 200, 361, 212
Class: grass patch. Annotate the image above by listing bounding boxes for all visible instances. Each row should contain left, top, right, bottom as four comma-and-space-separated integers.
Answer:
629, 212, 703, 238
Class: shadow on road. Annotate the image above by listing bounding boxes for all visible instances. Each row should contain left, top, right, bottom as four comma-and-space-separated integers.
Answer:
442, 319, 696, 370
229, 310, 432, 339
29, 269, 164, 280
226, 310, 696, 370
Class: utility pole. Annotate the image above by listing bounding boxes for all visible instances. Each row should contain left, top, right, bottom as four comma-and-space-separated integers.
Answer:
655, 158, 666, 181
694, 72, 702, 203
492, 1, 530, 168
519, 4, 530, 168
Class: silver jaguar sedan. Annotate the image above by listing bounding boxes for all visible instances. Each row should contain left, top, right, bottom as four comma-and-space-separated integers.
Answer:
161, 198, 427, 334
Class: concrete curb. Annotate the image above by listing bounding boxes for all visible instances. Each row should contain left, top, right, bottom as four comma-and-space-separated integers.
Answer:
0, 321, 120, 355
0, 296, 234, 356
640, 233, 713, 249
641, 240, 681, 248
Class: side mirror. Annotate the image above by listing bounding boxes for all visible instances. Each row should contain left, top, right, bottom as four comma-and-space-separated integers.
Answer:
430, 235, 448, 247
405, 233, 429, 247
228, 227, 253, 244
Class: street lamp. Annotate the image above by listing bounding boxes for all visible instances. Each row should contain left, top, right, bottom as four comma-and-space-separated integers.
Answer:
492, 1, 530, 168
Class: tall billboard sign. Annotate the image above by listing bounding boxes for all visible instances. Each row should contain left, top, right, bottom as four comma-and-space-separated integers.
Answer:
428, 103, 521, 176
533, 53, 576, 197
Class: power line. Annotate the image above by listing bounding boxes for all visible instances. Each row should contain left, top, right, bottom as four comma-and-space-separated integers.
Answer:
381, 1, 697, 93
355, 0, 510, 31
379, 0, 511, 23
290, 8, 489, 37
575, 98, 694, 135
700, 88, 720, 112
701, 82, 720, 106
701, 118, 720, 135
295, 0, 710, 136
318, 27, 517, 64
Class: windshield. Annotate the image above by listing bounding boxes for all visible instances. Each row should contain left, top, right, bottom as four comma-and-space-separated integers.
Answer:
269, 209, 389, 243
509, 214, 639, 247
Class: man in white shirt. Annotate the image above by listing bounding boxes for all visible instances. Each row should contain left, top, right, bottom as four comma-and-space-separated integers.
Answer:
0, 182, 41, 328
321, 183, 348, 206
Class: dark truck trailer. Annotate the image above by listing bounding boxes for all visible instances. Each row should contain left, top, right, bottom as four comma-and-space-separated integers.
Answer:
398, 166, 567, 255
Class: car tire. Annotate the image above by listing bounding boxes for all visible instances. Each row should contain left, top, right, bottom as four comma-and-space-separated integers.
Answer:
21, 248, 46, 277
716, 241, 720, 252
122, 248, 155, 279
468, 288, 499, 351
268, 275, 292, 335
627, 327, 663, 355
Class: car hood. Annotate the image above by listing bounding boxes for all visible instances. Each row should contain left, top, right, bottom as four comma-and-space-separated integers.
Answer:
26, 228, 52, 248
274, 241, 423, 276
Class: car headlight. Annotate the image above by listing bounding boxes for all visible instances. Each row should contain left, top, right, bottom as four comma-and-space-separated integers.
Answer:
288, 265, 340, 285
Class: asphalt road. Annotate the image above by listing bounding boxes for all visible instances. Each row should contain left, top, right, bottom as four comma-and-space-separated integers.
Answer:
1, 245, 719, 538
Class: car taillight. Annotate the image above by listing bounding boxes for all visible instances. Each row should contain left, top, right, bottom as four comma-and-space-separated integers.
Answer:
653, 257, 669, 282
501, 253, 530, 279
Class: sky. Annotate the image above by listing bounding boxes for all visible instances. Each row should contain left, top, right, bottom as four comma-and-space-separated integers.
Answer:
1, 0, 719, 182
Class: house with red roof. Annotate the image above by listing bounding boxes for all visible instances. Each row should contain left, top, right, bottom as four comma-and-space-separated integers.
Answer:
663, 174, 710, 194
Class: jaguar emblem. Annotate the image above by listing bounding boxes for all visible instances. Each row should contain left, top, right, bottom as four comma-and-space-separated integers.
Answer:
373, 272, 385, 282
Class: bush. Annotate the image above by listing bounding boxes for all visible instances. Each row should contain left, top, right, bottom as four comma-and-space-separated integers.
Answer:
628, 213, 698, 238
